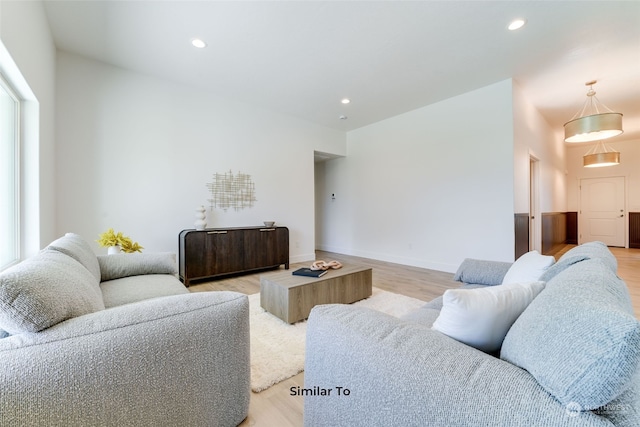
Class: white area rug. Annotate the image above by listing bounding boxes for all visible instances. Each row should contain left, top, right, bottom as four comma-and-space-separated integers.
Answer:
249, 287, 425, 392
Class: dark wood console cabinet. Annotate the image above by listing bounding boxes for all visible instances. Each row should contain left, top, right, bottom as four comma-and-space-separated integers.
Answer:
179, 226, 289, 286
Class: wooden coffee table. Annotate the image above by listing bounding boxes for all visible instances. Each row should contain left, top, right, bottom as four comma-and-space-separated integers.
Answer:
259, 264, 373, 323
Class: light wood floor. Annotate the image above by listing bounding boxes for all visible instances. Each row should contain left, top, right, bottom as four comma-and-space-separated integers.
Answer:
188, 247, 640, 427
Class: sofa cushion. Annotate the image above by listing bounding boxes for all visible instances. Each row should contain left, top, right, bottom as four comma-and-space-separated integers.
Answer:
0, 249, 105, 333
537, 242, 616, 284
47, 232, 101, 284
402, 284, 487, 326
501, 258, 640, 410
100, 274, 188, 308
400, 307, 441, 325
557, 240, 617, 273
453, 259, 512, 285
501, 250, 555, 285
538, 254, 588, 283
407, 284, 488, 314
97, 252, 178, 282
432, 281, 545, 353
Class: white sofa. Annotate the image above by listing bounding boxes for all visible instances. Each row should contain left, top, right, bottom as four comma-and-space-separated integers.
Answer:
0, 233, 250, 427
304, 242, 640, 426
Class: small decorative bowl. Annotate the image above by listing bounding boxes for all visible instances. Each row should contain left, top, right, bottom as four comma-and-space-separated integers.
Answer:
263, 221, 275, 227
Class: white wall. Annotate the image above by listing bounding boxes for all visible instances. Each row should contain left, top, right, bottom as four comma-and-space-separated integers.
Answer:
512, 81, 566, 214
55, 52, 346, 260
0, 0, 57, 254
512, 81, 567, 251
316, 80, 515, 272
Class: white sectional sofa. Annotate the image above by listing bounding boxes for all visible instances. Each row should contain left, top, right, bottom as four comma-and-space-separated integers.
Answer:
304, 242, 640, 426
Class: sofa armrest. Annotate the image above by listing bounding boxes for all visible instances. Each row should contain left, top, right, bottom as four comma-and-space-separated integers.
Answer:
303, 305, 612, 427
453, 258, 512, 285
0, 292, 249, 427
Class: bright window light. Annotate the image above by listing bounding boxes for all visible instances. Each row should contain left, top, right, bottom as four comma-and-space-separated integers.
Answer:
0, 75, 19, 270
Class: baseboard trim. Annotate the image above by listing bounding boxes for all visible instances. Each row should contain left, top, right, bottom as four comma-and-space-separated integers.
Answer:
290, 253, 316, 264
315, 244, 458, 273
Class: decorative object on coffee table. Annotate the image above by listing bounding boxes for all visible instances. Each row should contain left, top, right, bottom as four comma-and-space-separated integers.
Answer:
260, 264, 372, 323
310, 260, 343, 270
292, 268, 328, 278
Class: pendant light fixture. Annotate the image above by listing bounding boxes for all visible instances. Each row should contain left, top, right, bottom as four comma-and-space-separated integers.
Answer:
564, 80, 623, 143
583, 140, 620, 168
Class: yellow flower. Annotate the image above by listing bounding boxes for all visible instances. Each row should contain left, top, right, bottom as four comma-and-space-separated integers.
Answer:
120, 237, 144, 253
97, 229, 143, 253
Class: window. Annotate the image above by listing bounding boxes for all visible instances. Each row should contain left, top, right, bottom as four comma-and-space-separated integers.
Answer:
0, 74, 19, 270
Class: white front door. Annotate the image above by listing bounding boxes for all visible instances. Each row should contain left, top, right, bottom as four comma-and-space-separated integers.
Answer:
579, 177, 625, 247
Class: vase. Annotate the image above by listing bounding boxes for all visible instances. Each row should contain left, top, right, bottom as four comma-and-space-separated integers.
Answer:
107, 245, 122, 255
194, 205, 207, 230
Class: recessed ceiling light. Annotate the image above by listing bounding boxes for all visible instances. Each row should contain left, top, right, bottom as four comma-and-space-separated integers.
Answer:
341, 98, 351, 104
191, 38, 207, 48
508, 19, 527, 31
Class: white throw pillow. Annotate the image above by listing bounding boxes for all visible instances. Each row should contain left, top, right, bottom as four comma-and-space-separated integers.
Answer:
501, 251, 555, 285
432, 281, 546, 353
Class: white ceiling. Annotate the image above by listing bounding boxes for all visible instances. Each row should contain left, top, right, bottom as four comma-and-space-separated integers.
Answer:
43, 0, 640, 141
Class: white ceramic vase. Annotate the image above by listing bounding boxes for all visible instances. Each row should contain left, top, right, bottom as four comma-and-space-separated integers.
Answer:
194, 205, 207, 230
107, 245, 122, 255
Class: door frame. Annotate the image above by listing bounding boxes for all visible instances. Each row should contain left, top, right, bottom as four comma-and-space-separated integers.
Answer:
529, 153, 541, 252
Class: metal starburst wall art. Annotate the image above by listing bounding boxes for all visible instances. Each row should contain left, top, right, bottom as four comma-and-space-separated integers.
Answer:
206, 170, 257, 211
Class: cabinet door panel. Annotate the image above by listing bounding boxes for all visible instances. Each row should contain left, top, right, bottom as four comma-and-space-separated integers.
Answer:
273, 228, 289, 266
244, 228, 289, 269
212, 230, 244, 274
243, 228, 272, 270
183, 231, 216, 279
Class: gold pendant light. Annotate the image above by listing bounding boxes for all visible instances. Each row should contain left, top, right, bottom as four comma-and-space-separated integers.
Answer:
583, 140, 620, 168
564, 80, 623, 143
